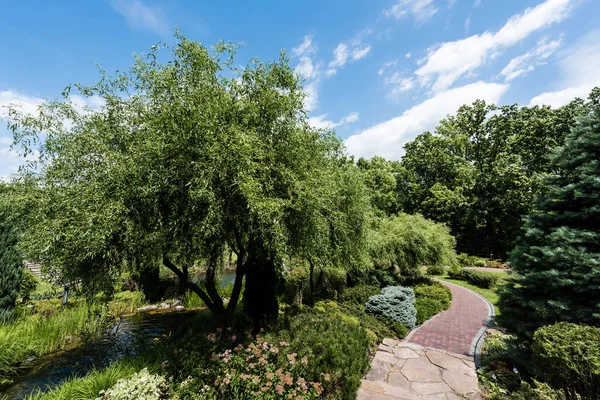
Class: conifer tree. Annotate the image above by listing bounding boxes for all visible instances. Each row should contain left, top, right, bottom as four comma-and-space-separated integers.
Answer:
499, 106, 600, 339
0, 216, 22, 322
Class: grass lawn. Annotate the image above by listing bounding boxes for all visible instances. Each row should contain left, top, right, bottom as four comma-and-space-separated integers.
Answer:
437, 271, 511, 317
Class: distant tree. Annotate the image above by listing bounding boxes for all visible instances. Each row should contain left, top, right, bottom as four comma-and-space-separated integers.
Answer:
7, 35, 370, 323
399, 91, 598, 259
356, 156, 401, 215
499, 105, 600, 339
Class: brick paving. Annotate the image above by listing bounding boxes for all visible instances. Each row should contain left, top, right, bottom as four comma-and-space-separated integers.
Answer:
406, 282, 489, 355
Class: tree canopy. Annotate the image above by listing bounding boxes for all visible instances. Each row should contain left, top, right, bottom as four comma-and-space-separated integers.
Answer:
499, 104, 600, 339
7, 35, 369, 320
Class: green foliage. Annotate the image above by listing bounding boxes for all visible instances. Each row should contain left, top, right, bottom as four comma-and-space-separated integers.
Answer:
399, 92, 599, 258
284, 311, 371, 399
369, 213, 458, 278
457, 253, 489, 267
500, 106, 600, 339
339, 285, 381, 306
108, 291, 146, 315
426, 265, 445, 275
8, 34, 370, 319
312, 268, 347, 301
448, 268, 499, 288
282, 265, 309, 305
415, 298, 444, 325
365, 286, 417, 329
19, 269, 39, 303
98, 368, 167, 400
414, 283, 452, 309
0, 302, 108, 386
532, 323, 600, 400
0, 214, 22, 322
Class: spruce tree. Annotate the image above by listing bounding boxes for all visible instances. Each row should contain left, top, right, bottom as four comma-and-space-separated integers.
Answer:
499, 106, 600, 339
0, 216, 23, 322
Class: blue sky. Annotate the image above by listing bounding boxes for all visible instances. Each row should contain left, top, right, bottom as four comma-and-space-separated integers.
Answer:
1, 0, 599, 178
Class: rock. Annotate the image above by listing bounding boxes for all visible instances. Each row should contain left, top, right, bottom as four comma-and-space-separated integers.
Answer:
401, 357, 442, 382
442, 370, 480, 396
426, 351, 477, 377
411, 381, 453, 395
387, 372, 411, 390
375, 351, 400, 365
365, 359, 391, 381
174, 305, 185, 310
393, 347, 421, 359
383, 338, 399, 347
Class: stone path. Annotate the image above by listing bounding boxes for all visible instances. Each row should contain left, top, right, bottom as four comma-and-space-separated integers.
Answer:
406, 281, 491, 356
357, 340, 480, 399
357, 282, 494, 399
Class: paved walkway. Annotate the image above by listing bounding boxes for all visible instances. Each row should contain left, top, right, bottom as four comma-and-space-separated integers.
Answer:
406, 281, 491, 356
357, 282, 493, 399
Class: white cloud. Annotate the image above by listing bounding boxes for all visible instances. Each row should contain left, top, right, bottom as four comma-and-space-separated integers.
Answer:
292, 35, 315, 57
385, 73, 416, 95
345, 81, 509, 160
352, 45, 372, 61
330, 43, 349, 69
405, 53, 412, 59
384, 0, 438, 23
328, 30, 372, 72
308, 111, 360, 130
110, 0, 170, 37
0, 90, 44, 119
529, 31, 600, 107
379, 60, 399, 76
416, 0, 574, 93
500, 35, 562, 81
474, 0, 482, 7
464, 16, 471, 33
303, 81, 320, 112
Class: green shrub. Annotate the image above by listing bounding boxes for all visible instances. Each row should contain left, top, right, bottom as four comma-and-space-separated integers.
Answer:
284, 312, 370, 399
448, 268, 498, 288
414, 283, 452, 309
340, 285, 381, 306
415, 298, 444, 325
282, 266, 309, 305
457, 253, 471, 266
365, 286, 416, 329
533, 322, 600, 400
486, 260, 508, 269
99, 368, 167, 400
473, 258, 488, 267
312, 268, 347, 301
109, 291, 145, 315
425, 265, 445, 275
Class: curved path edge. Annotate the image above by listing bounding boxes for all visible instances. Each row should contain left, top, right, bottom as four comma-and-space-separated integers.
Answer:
439, 280, 495, 368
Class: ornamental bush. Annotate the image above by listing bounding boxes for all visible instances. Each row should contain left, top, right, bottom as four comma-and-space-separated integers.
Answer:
414, 283, 452, 309
415, 298, 444, 325
0, 216, 22, 322
365, 286, 417, 329
339, 285, 381, 306
448, 268, 498, 288
98, 368, 167, 400
533, 323, 600, 400
425, 265, 445, 275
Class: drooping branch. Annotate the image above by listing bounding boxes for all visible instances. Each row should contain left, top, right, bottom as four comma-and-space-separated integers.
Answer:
226, 247, 246, 316
162, 256, 218, 313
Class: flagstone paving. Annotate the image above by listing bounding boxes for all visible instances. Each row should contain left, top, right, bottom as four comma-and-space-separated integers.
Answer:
357, 341, 481, 400
357, 283, 493, 399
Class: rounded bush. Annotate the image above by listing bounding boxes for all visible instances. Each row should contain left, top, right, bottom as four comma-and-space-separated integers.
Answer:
414, 283, 452, 309
425, 265, 445, 275
415, 298, 444, 325
533, 322, 600, 400
365, 286, 417, 329
340, 285, 381, 306
99, 368, 167, 400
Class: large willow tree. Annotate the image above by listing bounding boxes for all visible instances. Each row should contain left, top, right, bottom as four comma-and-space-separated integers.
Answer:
7, 34, 369, 320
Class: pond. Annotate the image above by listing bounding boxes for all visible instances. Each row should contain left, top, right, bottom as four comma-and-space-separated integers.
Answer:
2, 309, 200, 399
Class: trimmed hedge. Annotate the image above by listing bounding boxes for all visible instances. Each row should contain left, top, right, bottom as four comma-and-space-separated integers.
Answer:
448, 268, 498, 288
365, 286, 416, 329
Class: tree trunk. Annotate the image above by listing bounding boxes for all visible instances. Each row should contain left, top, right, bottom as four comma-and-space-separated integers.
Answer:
226, 249, 246, 317
205, 248, 225, 314
162, 256, 221, 314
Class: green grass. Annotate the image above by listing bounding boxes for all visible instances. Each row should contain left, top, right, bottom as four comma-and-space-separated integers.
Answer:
22, 355, 164, 400
0, 303, 109, 387
437, 272, 510, 317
